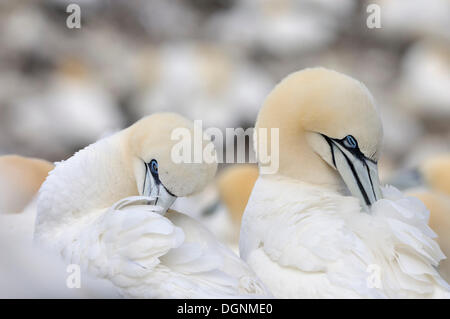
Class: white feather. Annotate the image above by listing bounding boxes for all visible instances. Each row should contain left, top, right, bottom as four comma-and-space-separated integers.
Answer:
240, 175, 450, 298
36, 194, 270, 298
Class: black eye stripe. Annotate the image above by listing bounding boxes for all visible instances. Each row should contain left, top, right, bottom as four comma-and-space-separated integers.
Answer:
142, 162, 149, 194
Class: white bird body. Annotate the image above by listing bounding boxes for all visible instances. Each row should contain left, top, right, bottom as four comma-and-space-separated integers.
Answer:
34, 114, 270, 298
37, 196, 268, 298
240, 68, 450, 299
241, 175, 449, 298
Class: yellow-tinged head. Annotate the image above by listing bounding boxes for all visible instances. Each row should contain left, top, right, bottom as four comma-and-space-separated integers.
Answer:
256, 67, 384, 210
125, 113, 218, 212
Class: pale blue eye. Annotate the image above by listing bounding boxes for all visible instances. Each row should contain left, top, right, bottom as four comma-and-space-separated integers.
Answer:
344, 135, 357, 149
150, 159, 158, 175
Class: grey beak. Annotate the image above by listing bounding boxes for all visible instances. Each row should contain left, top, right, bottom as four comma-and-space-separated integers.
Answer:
142, 163, 177, 214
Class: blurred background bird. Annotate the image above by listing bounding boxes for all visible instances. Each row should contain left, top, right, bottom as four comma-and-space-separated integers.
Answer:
390, 154, 450, 283
0, 155, 119, 298
173, 164, 259, 252
0, 155, 53, 215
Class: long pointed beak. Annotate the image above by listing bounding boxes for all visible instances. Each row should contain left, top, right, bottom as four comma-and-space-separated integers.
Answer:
142, 163, 177, 214
327, 139, 382, 212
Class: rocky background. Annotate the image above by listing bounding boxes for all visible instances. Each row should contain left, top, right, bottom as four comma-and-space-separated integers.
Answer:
0, 0, 449, 182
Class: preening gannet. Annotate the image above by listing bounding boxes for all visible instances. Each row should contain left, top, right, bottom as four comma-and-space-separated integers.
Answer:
35, 113, 270, 298
240, 68, 450, 298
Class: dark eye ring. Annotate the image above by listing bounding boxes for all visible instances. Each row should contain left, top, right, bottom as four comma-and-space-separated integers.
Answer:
343, 135, 358, 149
150, 159, 158, 175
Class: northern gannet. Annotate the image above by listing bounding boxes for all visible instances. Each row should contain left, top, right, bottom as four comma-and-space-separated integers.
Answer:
240, 68, 450, 298
0, 155, 53, 214
34, 113, 270, 298
0, 155, 54, 245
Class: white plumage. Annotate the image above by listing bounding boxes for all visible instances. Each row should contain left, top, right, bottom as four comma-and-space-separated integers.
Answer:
240, 67, 450, 299
52, 196, 269, 298
0, 199, 120, 298
241, 175, 449, 298
34, 114, 271, 298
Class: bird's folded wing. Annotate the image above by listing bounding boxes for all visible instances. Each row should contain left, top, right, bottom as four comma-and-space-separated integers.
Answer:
72, 197, 269, 298
256, 185, 449, 298
156, 211, 271, 298
257, 198, 379, 297
371, 186, 450, 298
70, 197, 184, 289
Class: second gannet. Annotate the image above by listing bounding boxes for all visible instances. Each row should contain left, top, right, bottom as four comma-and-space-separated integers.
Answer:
240, 68, 450, 298
35, 113, 270, 298
0, 155, 53, 214
0, 155, 53, 242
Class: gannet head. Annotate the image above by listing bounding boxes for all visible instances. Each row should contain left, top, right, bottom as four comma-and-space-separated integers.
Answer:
126, 113, 218, 213
256, 67, 383, 211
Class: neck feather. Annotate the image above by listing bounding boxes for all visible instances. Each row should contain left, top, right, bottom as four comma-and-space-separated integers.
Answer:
35, 133, 137, 238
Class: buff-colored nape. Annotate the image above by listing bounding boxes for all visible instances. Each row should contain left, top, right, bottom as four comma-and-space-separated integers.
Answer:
216, 165, 259, 224
0, 155, 54, 213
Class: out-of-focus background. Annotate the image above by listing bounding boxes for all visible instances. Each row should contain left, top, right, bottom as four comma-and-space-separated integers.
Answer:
0, 0, 449, 182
